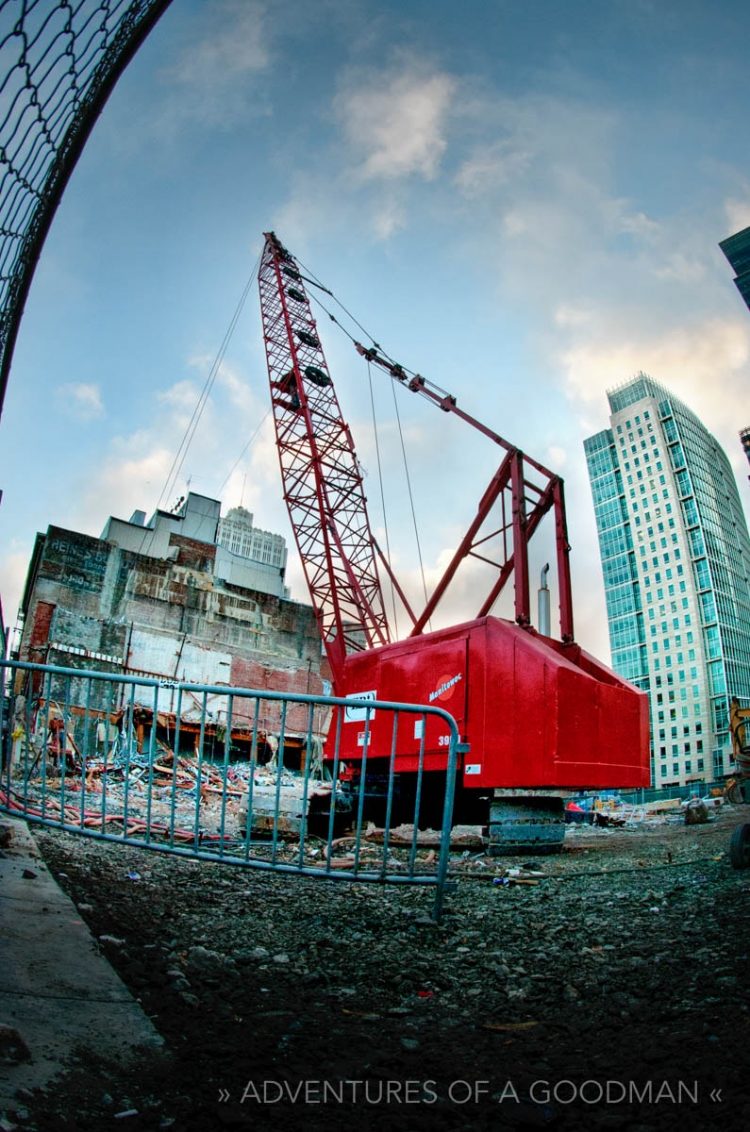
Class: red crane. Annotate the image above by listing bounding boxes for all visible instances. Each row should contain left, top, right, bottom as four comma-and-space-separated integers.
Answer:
258, 232, 649, 846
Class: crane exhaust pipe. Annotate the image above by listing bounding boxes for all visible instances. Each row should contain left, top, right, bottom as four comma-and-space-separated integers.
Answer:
538, 562, 551, 637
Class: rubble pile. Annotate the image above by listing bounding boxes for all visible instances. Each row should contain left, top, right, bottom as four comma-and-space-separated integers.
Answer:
3, 746, 342, 857
9, 803, 749, 1131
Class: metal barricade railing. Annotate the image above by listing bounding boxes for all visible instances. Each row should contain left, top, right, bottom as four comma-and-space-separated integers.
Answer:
0, 660, 462, 919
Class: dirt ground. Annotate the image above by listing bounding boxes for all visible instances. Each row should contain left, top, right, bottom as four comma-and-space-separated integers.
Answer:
6, 803, 750, 1131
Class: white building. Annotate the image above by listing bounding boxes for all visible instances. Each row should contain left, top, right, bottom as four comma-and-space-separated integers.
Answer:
217, 506, 287, 570
101, 494, 289, 599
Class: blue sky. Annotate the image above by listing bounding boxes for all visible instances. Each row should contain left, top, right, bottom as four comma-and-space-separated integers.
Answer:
1, 0, 749, 661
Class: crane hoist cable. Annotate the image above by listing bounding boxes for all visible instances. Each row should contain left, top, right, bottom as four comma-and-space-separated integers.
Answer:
295, 254, 401, 365
303, 267, 458, 413
366, 359, 399, 637
216, 408, 272, 498
155, 254, 261, 517
299, 261, 432, 630
390, 372, 431, 626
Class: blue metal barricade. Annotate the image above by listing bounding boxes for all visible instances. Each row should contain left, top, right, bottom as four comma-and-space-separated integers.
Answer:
0, 660, 462, 919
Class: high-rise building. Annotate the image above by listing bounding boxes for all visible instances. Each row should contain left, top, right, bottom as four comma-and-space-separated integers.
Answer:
720, 230, 750, 482
741, 427, 750, 479
719, 225, 750, 313
217, 506, 287, 572
584, 374, 750, 788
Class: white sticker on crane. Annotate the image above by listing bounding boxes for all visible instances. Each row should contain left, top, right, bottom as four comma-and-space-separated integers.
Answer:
465, 764, 482, 775
413, 719, 424, 739
344, 690, 376, 722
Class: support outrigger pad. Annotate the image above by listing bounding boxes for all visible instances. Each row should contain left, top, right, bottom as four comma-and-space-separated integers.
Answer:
488, 796, 566, 856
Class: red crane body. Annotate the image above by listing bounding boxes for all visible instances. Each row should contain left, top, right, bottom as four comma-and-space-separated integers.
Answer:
336, 619, 648, 791
258, 233, 649, 817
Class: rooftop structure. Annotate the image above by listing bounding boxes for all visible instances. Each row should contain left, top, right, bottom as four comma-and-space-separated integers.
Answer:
101, 493, 288, 600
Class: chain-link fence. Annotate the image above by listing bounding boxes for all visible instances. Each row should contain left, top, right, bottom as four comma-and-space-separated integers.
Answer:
0, 0, 174, 414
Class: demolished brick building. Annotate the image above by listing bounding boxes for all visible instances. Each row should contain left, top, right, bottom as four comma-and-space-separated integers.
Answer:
15, 494, 331, 760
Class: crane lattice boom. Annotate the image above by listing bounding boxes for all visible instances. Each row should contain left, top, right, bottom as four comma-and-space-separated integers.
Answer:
258, 233, 390, 679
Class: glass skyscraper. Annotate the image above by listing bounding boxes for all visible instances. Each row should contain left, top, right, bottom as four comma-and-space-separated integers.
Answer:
720, 230, 750, 507
719, 225, 750, 314
584, 374, 750, 788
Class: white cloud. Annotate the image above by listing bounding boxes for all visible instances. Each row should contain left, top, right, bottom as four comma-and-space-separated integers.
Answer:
454, 141, 533, 199
724, 195, 750, 235
559, 316, 750, 440
157, 378, 201, 410
372, 197, 407, 240
652, 252, 707, 284
445, 93, 716, 321
149, 0, 271, 137
57, 382, 104, 421
215, 360, 260, 416
335, 60, 456, 182
455, 93, 617, 200
85, 443, 177, 525
617, 209, 660, 239
554, 305, 593, 329
0, 545, 33, 631
166, 0, 269, 89
272, 167, 408, 247
75, 364, 299, 590
65, 358, 272, 535
547, 445, 568, 468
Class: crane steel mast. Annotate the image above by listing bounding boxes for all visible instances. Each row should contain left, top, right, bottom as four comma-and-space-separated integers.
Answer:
258, 233, 390, 680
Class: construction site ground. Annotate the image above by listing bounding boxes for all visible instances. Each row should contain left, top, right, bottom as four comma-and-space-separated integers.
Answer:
3, 803, 750, 1131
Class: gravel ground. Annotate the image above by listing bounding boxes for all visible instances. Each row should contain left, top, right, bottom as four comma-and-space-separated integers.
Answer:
7, 804, 750, 1131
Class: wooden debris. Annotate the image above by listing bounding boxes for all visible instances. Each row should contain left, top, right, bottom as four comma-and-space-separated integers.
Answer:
481, 1020, 539, 1032
364, 822, 485, 849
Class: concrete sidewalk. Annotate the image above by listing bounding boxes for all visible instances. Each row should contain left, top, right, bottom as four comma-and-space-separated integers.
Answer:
0, 816, 164, 1112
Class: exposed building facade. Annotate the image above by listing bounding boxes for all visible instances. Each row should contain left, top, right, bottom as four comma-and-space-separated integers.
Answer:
102, 494, 289, 599
16, 494, 328, 748
584, 375, 750, 788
